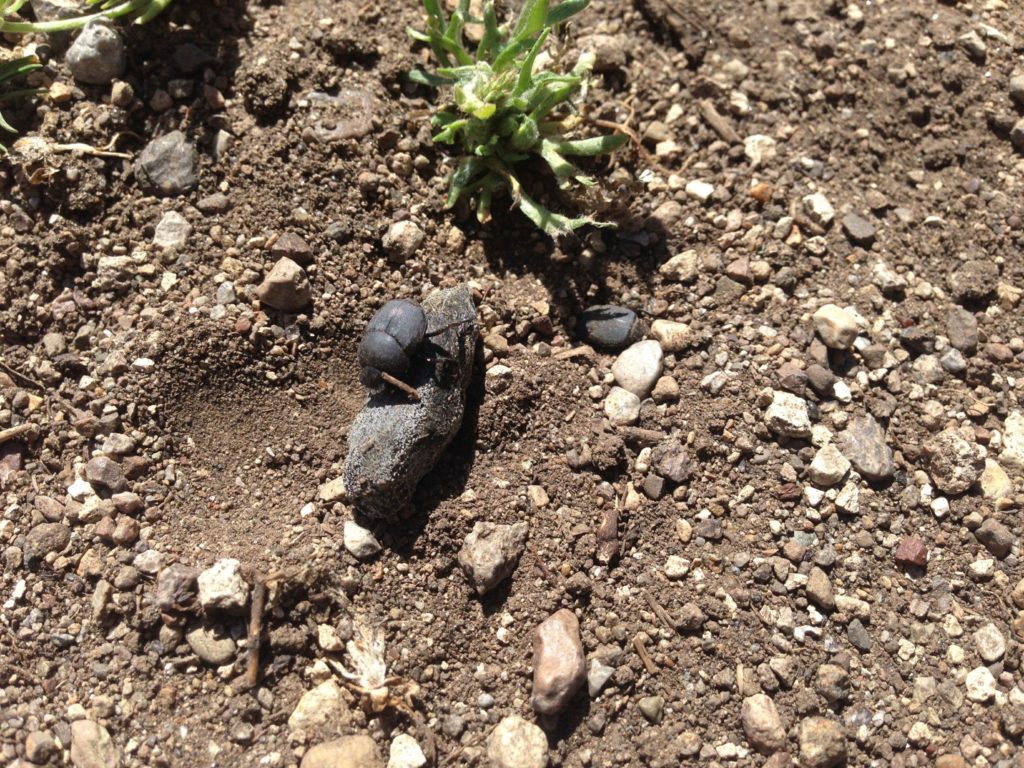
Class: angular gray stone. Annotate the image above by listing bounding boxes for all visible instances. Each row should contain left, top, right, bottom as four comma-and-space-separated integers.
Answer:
458, 521, 529, 595
946, 307, 978, 354
153, 211, 192, 249
66, 23, 125, 85
838, 414, 894, 481
531, 609, 585, 716
976, 518, 1014, 560
841, 213, 876, 246
343, 285, 478, 519
25, 522, 71, 559
85, 455, 126, 492
155, 563, 198, 612
197, 558, 249, 613
135, 131, 199, 196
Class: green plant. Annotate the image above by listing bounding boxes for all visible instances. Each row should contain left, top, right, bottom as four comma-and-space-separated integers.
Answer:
0, 0, 175, 149
0, 0, 174, 33
0, 53, 40, 152
408, 0, 627, 235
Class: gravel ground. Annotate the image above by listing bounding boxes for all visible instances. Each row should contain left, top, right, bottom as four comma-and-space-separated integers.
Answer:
2, 0, 1024, 766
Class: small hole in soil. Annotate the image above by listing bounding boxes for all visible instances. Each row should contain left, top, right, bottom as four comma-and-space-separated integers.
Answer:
151, 321, 363, 563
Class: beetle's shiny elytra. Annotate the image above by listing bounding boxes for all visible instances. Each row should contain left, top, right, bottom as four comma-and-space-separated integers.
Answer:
358, 299, 429, 398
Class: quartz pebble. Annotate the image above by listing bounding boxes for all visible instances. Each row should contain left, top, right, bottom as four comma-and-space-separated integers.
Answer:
531, 609, 586, 715
301, 735, 382, 768
803, 193, 835, 228
611, 340, 663, 398
965, 666, 996, 702
458, 521, 529, 595
812, 304, 858, 350
70, 720, 121, 768
741, 694, 787, 754
604, 386, 640, 426
808, 444, 850, 487
973, 623, 1005, 663
387, 734, 427, 768
798, 716, 846, 768
197, 558, 249, 613
487, 715, 548, 768
765, 390, 811, 437
923, 429, 984, 495
344, 520, 382, 560
288, 680, 350, 735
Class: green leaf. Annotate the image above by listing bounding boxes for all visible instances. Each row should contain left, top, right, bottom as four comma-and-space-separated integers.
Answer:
548, 132, 627, 156
433, 118, 469, 143
512, 0, 548, 42
476, 3, 501, 61
407, 69, 453, 87
546, 0, 589, 26
514, 29, 548, 96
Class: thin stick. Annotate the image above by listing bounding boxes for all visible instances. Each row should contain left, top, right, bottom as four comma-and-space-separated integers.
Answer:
0, 423, 36, 444
632, 634, 658, 675
380, 372, 421, 401
0, 361, 44, 391
246, 581, 267, 689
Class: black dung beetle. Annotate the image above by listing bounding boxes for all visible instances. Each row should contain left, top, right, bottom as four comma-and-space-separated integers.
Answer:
358, 299, 428, 400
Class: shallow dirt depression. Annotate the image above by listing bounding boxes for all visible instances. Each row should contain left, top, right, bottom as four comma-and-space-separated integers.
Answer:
150, 316, 364, 570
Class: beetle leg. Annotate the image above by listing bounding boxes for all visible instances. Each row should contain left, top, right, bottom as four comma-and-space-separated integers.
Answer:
379, 371, 421, 401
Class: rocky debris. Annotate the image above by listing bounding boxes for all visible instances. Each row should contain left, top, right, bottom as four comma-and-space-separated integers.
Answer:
965, 666, 997, 702
382, 220, 425, 262
894, 536, 927, 568
84, 455, 126, 492
155, 563, 198, 612
975, 518, 1013, 559
649, 319, 693, 352
458, 521, 529, 595
797, 717, 846, 768
25, 729, 56, 762
66, 23, 125, 85
153, 211, 192, 249
343, 285, 478, 518
611, 340, 663, 398
25, 522, 71, 559
811, 304, 858, 349
186, 625, 236, 666
808, 444, 850, 487
387, 734, 426, 768
288, 680, 350, 735
1000, 411, 1024, 472
271, 232, 315, 265
604, 386, 640, 426
652, 439, 691, 483
487, 715, 548, 768
531, 609, 586, 716
197, 558, 249, 613
840, 213, 876, 246
256, 257, 313, 311
343, 520, 382, 560
923, 429, 984, 495
577, 305, 646, 351
765, 390, 811, 437
949, 259, 999, 304
973, 623, 1006, 663
659, 249, 699, 282
70, 720, 120, 768
802, 193, 835, 228
638, 695, 665, 723
946, 307, 978, 353
837, 414, 894, 481
301, 735, 382, 768
805, 566, 834, 610
744, 134, 776, 168
587, 659, 615, 697
134, 130, 199, 196
741, 694, 787, 754
980, 459, 1013, 500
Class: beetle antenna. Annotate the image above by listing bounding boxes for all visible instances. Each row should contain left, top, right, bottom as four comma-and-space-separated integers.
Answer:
379, 372, 421, 401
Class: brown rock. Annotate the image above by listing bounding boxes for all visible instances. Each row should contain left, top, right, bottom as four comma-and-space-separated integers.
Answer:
300, 735, 382, 768
797, 717, 846, 768
530, 609, 585, 715
256, 257, 313, 312
741, 693, 787, 754
895, 536, 928, 568
85, 456, 127, 493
